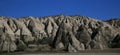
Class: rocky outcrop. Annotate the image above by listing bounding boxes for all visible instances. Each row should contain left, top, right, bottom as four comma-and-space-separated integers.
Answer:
106, 19, 120, 48
0, 15, 119, 52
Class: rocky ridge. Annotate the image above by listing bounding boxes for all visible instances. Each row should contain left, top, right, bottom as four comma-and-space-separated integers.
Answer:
0, 15, 120, 52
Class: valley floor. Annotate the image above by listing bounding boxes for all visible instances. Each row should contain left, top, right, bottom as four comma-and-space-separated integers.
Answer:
13, 53, 120, 55
1, 48, 120, 55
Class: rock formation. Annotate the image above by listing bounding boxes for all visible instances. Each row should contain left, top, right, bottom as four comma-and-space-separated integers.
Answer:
0, 15, 119, 52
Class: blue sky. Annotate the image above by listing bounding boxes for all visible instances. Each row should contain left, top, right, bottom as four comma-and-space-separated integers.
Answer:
0, 0, 120, 20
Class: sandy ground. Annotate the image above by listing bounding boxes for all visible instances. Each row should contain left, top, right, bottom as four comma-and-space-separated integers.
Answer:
1, 52, 120, 55
1, 49, 120, 55
18, 53, 120, 55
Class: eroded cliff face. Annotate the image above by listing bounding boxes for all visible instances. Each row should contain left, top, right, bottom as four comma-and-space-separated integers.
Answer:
106, 19, 120, 48
0, 15, 119, 52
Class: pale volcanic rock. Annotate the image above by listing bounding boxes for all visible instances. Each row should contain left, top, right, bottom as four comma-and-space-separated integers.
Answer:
0, 15, 119, 52
28, 17, 47, 40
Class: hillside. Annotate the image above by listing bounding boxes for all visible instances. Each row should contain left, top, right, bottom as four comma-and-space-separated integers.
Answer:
0, 15, 119, 52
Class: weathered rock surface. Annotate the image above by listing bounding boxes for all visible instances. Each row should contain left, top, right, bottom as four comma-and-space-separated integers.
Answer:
106, 19, 120, 48
0, 15, 119, 52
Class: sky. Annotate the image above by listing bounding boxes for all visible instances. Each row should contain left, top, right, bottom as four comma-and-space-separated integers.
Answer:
0, 0, 120, 20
